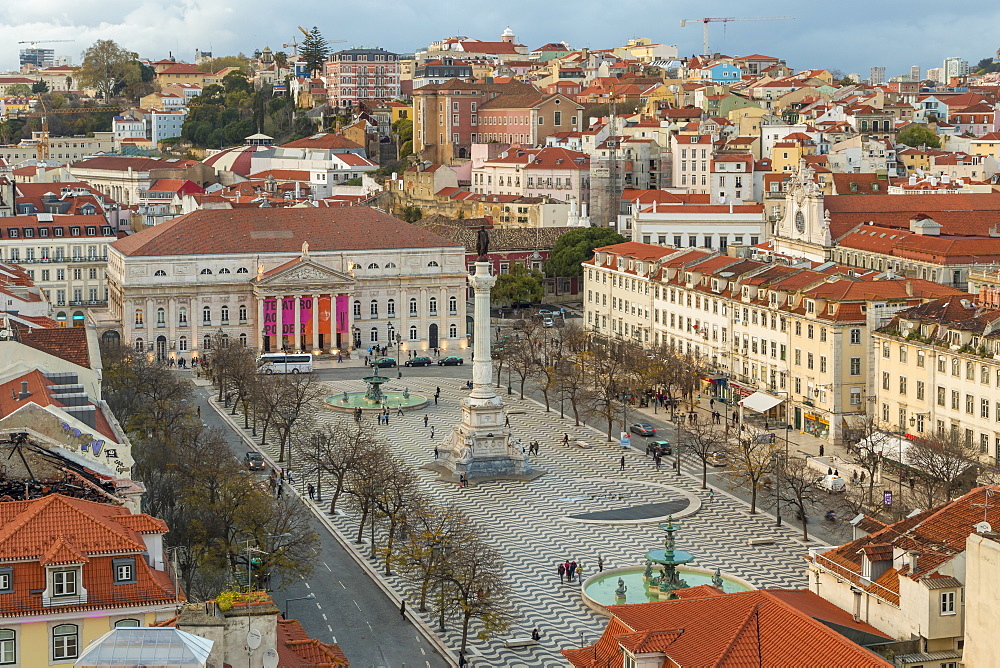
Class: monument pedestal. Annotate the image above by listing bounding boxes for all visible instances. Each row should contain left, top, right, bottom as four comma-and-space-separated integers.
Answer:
439, 259, 529, 480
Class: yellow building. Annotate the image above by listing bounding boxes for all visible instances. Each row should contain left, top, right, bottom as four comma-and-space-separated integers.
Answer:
0, 494, 182, 665
971, 132, 1000, 160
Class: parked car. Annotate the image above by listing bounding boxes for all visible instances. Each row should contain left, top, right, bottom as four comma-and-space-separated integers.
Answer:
512, 300, 533, 308
244, 451, 265, 472
816, 474, 847, 493
648, 440, 672, 456
538, 309, 555, 317
542, 317, 555, 328
708, 451, 729, 467
438, 356, 465, 366
405, 356, 432, 367
374, 357, 397, 368
630, 423, 656, 437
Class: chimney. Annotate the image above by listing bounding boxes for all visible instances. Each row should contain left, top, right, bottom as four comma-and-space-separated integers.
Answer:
908, 551, 919, 574
18, 381, 30, 400
905, 281, 914, 296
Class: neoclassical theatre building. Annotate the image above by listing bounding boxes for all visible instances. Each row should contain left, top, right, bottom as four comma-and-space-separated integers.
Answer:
103, 208, 468, 360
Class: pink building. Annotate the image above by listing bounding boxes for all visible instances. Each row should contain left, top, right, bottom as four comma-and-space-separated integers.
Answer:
472, 146, 590, 203
324, 48, 400, 109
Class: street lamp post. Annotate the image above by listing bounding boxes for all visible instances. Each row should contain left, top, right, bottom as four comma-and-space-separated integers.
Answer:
313, 435, 323, 502
284, 592, 316, 618
395, 333, 403, 379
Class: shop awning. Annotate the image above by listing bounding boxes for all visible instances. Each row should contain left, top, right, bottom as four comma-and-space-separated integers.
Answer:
738, 391, 783, 414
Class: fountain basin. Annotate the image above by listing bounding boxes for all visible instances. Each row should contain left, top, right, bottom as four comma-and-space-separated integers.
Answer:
581, 565, 755, 614
325, 391, 428, 412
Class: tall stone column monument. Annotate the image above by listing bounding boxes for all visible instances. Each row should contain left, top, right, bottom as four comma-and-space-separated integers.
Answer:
440, 232, 528, 480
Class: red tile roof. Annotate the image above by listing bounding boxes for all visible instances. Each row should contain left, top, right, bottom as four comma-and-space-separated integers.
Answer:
280, 133, 363, 151
276, 618, 350, 666
111, 208, 459, 257
71, 156, 199, 172
0, 494, 179, 616
0, 370, 117, 440
827, 193, 1000, 239
563, 588, 891, 667
17, 326, 92, 368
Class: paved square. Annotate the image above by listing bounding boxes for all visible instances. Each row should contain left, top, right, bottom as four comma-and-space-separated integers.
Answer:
254, 376, 819, 666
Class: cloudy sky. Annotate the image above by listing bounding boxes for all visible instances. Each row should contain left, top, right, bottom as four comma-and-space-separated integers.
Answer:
1, 0, 995, 75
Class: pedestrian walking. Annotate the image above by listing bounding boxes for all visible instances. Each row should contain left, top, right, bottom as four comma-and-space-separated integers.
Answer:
197, 405, 201, 417
399, 600, 406, 617
458, 651, 468, 667
562, 433, 569, 446
434, 394, 438, 405
434, 446, 439, 460
430, 426, 435, 439
577, 562, 584, 583
557, 562, 565, 583
504, 415, 511, 427
708, 488, 715, 502
276, 483, 283, 498
569, 560, 577, 581
620, 455, 626, 471
819, 443, 825, 457
397, 405, 404, 416
424, 414, 429, 427
531, 627, 541, 641
598, 556, 604, 572
308, 484, 315, 500
655, 454, 661, 470
710, 398, 715, 408
337, 354, 343, 363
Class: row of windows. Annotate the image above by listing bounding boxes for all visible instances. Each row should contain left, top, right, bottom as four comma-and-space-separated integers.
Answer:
352, 297, 459, 318
2, 225, 111, 239
357, 323, 461, 343
2, 246, 104, 262
0, 619, 140, 663
135, 333, 247, 352
135, 305, 248, 327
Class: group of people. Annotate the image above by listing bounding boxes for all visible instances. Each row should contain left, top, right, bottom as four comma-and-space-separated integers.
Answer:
557, 559, 583, 583
375, 409, 392, 426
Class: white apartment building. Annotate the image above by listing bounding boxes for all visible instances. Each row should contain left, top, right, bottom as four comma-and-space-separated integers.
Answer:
671, 134, 714, 193
103, 207, 467, 362
471, 146, 590, 201
0, 214, 116, 325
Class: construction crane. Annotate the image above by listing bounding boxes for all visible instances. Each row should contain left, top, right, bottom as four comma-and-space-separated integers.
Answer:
679, 16, 794, 56
17, 39, 74, 46
20, 102, 124, 160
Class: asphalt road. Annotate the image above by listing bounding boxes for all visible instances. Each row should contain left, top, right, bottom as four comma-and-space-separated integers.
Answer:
190, 383, 450, 668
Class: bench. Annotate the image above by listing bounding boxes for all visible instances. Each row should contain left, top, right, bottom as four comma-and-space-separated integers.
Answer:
573, 440, 590, 449
747, 537, 776, 546
505, 637, 539, 649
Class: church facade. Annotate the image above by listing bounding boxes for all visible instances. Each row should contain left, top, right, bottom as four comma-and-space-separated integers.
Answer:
104, 207, 468, 360
771, 165, 834, 262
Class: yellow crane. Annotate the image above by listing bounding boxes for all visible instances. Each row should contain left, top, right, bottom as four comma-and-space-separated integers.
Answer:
679, 16, 794, 56
20, 100, 124, 160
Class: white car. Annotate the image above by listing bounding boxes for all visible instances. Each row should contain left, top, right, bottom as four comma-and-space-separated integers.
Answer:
542, 317, 555, 328
815, 474, 846, 493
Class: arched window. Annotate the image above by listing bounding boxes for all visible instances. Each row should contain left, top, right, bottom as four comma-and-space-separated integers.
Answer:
221, 334, 230, 347
239, 305, 247, 322
448, 296, 458, 314
384, 262, 397, 269
156, 308, 165, 326
178, 336, 187, 351
387, 299, 395, 316
409, 325, 418, 340
367, 263, 380, 269
221, 305, 230, 323
428, 261, 440, 267
370, 327, 379, 342
52, 623, 78, 660
219, 267, 231, 274
449, 323, 458, 338
429, 297, 438, 315
353, 300, 361, 317
115, 619, 140, 628
239, 333, 247, 346
134, 308, 144, 326
178, 307, 187, 325
154, 269, 166, 276
0, 628, 14, 662
134, 338, 143, 352
370, 299, 378, 317
237, 267, 249, 274
202, 307, 211, 324
409, 298, 418, 316
203, 335, 212, 350
200, 268, 212, 275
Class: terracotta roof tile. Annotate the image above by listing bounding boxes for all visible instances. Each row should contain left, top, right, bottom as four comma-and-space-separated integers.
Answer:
111, 208, 460, 257
280, 133, 363, 151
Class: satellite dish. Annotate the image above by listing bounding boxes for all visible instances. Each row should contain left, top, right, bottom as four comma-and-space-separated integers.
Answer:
975, 521, 993, 534
262, 648, 279, 668
246, 627, 262, 650
0, 330, 11, 339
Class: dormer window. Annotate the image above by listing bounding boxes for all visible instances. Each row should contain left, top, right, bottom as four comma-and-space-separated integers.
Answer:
113, 557, 136, 584
806, 300, 815, 313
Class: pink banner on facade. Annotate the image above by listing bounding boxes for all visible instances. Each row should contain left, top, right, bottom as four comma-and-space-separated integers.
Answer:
277, 297, 313, 335
336, 295, 349, 334
263, 299, 278, 337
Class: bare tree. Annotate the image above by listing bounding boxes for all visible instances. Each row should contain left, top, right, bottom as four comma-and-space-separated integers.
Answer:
270, 373, 324, 464
372, 459, 421, 575
440, 528, 518, 654
776, 455, 822, 541
908, 430, 979, 507
723, 426, 776, 514
345, 443, 395, 546
583, 338, 640, 440
841, 412, 887, 510
297, 420, 378, 514
684, 419, 728, 489
396, 503, 475, 611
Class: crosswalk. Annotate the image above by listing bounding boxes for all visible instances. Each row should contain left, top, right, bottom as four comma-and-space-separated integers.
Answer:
231, 375, 817, 667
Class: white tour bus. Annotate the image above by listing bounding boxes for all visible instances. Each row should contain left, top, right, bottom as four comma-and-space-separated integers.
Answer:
257, 353, 314, 374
